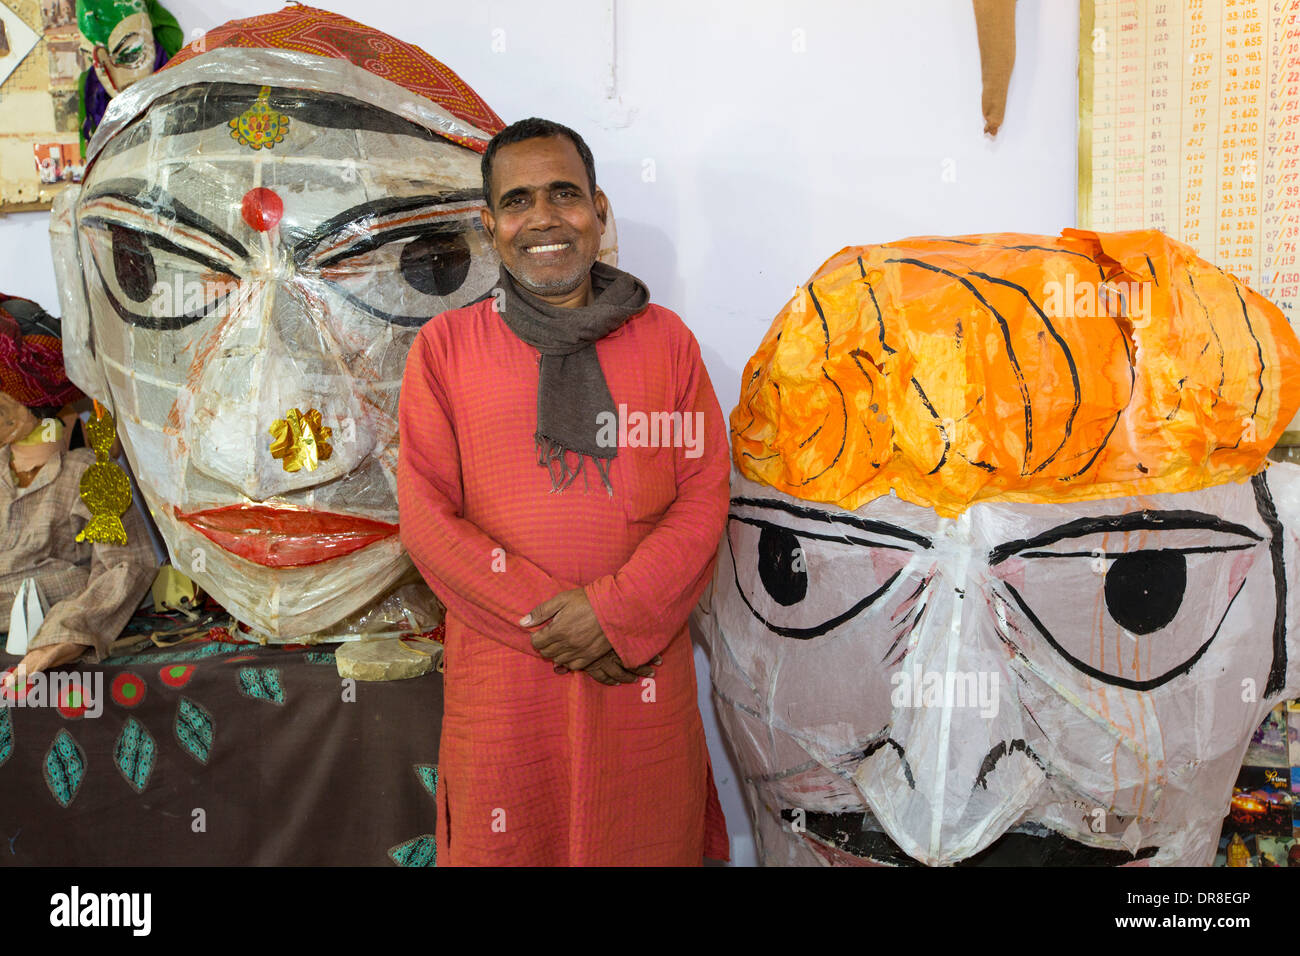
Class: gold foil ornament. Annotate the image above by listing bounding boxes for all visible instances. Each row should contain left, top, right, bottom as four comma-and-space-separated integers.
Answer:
1225, 832, 1250, 867
229, 86, 290, 150
76, 406, 132, 545
269, 408, 333, 472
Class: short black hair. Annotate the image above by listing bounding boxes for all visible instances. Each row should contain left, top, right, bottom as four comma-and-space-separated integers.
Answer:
480, 117, 597, 208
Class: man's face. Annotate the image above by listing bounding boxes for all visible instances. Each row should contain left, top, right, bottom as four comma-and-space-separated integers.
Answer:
480, 135, 608, 298
60, 84, 498, 636
706, 469, 1300, 866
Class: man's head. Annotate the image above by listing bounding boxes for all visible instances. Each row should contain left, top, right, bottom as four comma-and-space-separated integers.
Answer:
479, 118, 608, 302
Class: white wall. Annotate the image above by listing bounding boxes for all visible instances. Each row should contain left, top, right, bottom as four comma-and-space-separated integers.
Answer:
0, 0, 1081, 865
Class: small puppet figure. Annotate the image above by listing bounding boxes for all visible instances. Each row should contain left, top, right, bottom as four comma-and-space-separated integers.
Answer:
75, 0, 182, 150
0, 294, 155, 686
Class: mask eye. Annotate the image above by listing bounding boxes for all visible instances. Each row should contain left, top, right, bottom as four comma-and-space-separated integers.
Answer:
1104, 550, 1186, 634
82, 218, 240, 330
990, 513, 1265, 690
318, 220, 495, 327
726, 501, 930, 639
399, 232, 472, 297
112, 36, 148, 68
109, 224, 155, 302
758, 525, 808, 606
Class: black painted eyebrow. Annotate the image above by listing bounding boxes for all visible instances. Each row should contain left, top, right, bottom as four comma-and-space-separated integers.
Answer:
728, 515, 914, 552
988, 510, 1264, 566
1019, 543, 1257, 559
82, 178, 249, 258
729, 495, 932, 549
292, 191, 482, 265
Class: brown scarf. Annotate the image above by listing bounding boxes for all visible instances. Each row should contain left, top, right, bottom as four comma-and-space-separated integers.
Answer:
494, 262, 650, 494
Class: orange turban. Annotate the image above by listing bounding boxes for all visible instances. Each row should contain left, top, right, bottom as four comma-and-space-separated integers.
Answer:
732, 229, 1300, 516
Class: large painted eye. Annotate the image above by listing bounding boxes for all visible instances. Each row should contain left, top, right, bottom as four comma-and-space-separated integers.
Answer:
319, 219, 496, 326
1103, 550, 1185, 634
109, 224, 155, 301
989, 511, 1266, 690
110, 33, 149, 69
399, 232, 472, 296
82, 218, 241, 330
758, 525, 808, 606
726, 498, 930, 639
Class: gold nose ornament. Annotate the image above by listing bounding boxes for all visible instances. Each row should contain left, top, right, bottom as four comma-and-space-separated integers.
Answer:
269, 408, 333, 472
76, 403, 132, 545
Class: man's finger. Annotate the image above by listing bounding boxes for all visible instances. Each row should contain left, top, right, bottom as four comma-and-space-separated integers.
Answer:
569, 649, 617, 674
530, 624, 555, 651
582, 662, 613, 685
602, 660, 642, 684
604, 652, 654, 680
530, 621, 570, 655
550, 645, 585, 668
583, 660, 619, 686
521, 593, 566, 628
534, 637, 565, 661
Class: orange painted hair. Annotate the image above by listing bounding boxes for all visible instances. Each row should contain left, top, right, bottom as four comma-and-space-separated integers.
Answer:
732, 229, 1300, 516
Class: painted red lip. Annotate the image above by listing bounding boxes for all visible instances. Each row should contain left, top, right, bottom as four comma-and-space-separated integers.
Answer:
176, 505, 398, 568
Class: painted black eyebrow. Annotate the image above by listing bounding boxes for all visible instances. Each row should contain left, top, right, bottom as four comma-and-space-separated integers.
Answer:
82, 178, 249, 258
1019, 543, 1257, 559
728, 515, 914, 552
292, 191, 483, 265
729, 495, 932, 549
988, 510, 1264, 566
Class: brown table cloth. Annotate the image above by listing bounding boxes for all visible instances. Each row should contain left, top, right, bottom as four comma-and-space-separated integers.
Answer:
0, 633, 442, 866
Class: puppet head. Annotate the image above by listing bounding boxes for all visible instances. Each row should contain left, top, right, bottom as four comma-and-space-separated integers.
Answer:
0, 295, 80, 441
705, 229, 1300, 865
50, 6, 515, 637
77, 0, 181, 96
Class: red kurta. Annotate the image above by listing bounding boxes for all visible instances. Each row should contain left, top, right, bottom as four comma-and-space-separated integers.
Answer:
398, 295, 730, 865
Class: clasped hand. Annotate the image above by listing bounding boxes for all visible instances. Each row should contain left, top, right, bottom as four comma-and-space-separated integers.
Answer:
521, 588, 658, 686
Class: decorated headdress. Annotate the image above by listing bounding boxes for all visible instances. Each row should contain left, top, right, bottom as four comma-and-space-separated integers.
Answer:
733, 228, 1300, 516
85, 3, 505, 167
0, 296, 82, 413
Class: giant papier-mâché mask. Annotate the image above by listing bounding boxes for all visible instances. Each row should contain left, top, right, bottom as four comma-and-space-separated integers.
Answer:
50, 6, 522, 638
703, 229, 1300, 865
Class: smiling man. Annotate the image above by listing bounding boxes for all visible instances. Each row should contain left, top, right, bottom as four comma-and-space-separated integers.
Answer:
397, 118, 731, 865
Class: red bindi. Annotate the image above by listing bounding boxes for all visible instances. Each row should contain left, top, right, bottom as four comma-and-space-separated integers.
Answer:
241, 187, 284, 232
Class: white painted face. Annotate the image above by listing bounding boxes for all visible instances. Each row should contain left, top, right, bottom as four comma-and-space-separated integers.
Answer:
92, 11, 156, 95
60, 83, 498, 636
705, 466, 1300, 866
